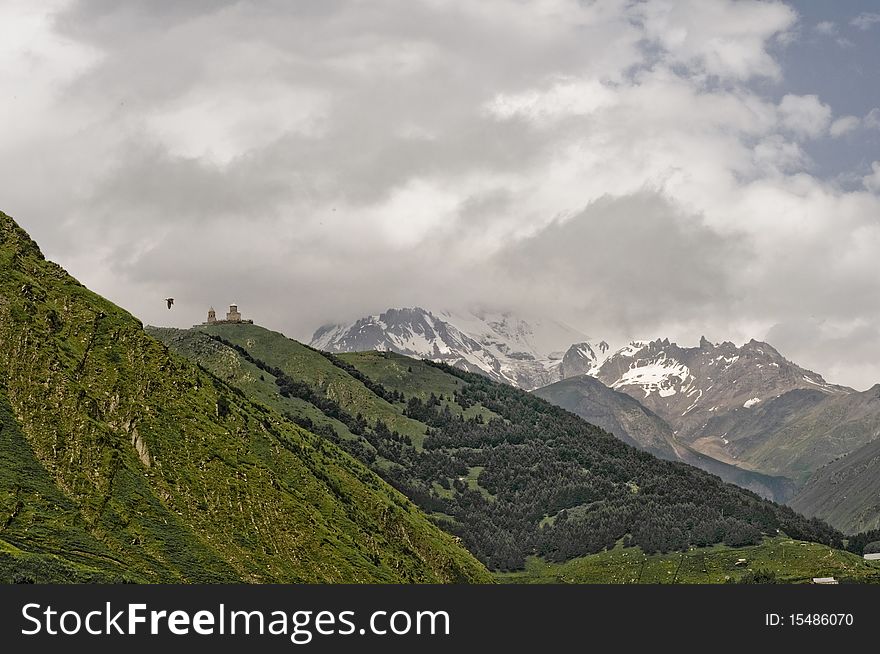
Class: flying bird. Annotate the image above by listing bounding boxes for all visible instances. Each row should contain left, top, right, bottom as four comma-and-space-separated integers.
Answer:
165, 298, 174, 310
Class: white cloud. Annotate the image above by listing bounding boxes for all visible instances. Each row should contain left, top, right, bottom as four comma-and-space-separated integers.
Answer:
146, 82, 329, 164
864, 162, 880, 193
865, 108, 880, 130
752, 135, 807, 173
485, 77, 617, 125
777, 94, 832, 139
0, 0, 100, 149
636, 0, 796, 80
814, 21, 836, 36
829, 115, 861, 137
851, 12, 880, 30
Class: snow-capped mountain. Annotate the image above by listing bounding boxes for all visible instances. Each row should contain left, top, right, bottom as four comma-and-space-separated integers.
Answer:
593, 336, 852, 443
311, 308, 868, 487
312, 310, 852, 431
310, 307, 603, 390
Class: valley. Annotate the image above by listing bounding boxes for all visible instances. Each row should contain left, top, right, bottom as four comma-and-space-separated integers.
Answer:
498, 536, 880, 584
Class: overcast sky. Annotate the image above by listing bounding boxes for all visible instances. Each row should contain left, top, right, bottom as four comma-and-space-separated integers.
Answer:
2, 0, 880, 389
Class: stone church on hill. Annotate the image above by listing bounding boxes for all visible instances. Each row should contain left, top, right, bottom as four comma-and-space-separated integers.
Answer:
203, 303, 253, 325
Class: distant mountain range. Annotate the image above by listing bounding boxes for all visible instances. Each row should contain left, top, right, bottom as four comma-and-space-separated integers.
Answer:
533, 375, 799, 503
312, 307, 880, 527
791, 427, 880, 534
311, 307, 604, 391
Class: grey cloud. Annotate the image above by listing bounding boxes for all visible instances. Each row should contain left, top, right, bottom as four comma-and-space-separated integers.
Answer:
766, 319, 880, 390
495, 192, 751, 332
851, 12, 880, 31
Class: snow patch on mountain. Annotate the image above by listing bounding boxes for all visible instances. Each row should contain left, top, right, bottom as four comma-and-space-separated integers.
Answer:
310, 307, 605, 390
611, 354, 693, 398
595, 336, 853, 442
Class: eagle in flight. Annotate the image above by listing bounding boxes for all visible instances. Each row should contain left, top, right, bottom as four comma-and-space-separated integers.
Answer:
165, 298, 174, 310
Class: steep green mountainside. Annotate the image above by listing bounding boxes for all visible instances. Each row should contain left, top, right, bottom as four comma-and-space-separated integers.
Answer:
157, 325, 844, 571
198, 323, 430, 446
790, 437, 880, 534
0, 391, 134, 582
684, 386, 880, 482
148, 328, 360, 446
736, 386, 880, 480
533, 375, 797, 503
0, 210, 490, 583
498, 536, 880, 584
533, 375, 679, 460
672, 443, 797, 504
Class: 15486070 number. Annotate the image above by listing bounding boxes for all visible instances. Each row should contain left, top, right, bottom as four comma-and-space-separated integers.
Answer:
790, 614, 853, 626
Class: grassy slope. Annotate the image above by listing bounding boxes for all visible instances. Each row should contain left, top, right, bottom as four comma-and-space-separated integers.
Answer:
151, 336, 499, 504
148, 328, 359, 444
742, 386, 880, 481
0, 392, 136, 582
790, 437, 880, 534
498, 537, 880, 584
197, 324, 429, 443
337, 351, 499, 423
0, 210, 491, 583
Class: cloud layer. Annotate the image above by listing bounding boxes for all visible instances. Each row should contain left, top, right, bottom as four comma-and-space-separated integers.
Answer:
2, 0, 880, 388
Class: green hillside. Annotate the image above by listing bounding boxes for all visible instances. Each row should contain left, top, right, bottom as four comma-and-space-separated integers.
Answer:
791, 437, 880, 534
740, 386, 880, 481
336, 351, 499, 424
0, 209, 491, 583
157, 326, 846, 573
498, 536, 880, 584
534, 375, 798, 503
533, 374, 679, 459
148, 328, 360, 445
198, 323, 430, 445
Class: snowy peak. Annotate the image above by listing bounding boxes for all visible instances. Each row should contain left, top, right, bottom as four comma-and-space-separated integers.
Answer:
594, 337, 852, 441
310, 307, 598, 390
313, 307, 486, 361
558, 340, 612, 379
609, 348, 693, 399
312, 309, 853, 440
437, 308, 587, 362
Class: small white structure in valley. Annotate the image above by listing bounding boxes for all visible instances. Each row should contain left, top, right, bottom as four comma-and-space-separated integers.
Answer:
811, 577, 838, 585
864, 553, 880, 561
